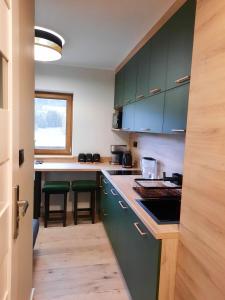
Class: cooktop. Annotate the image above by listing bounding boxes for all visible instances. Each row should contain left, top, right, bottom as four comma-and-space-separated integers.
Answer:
106, 170, 142, 175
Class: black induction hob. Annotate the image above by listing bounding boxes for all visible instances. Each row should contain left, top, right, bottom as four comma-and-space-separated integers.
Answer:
106, 170, 142, 175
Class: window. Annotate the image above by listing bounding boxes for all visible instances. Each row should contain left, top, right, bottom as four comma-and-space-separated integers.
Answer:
34, 91, 73, 155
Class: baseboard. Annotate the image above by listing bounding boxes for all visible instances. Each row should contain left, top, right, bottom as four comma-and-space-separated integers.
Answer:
30, 288, 35, 300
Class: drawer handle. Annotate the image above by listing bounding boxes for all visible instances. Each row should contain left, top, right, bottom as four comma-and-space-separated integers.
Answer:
149, 88, 161, 94
118, 201, 127, 209
103, 178, 108, 184
140, 128, 151, 131
136, 94, 144, 100
133, 222, 147, 236
103, 189, 108, 195
111, 188, 118, 196
175, 75, 190, 84
171, 129, 185, 133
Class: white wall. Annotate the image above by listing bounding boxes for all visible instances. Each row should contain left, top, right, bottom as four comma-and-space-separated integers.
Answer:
35, 62, 129, 156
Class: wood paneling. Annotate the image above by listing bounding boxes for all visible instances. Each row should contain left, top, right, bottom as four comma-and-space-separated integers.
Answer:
175, 1, 225, 299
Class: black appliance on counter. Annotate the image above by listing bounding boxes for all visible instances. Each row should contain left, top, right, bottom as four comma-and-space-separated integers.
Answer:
122, 151, 133, 168
110, 145, 127, 165
106, 170, 142, 175
78, 153, 86, 162
93, 153, 100, 162
86, 153, 93, 162
112, 111, 122, 129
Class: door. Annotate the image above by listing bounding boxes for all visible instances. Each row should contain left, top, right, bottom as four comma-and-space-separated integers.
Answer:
122, 103, 135, 131
163, 83, 189, 133
166, 0, 196, 90
134, 93, 165, 133
114, 69, 124, 109
0, 1, 34, 300
123, 56, 137, 105
135, 42, 150, 100
148, 26, 168, 95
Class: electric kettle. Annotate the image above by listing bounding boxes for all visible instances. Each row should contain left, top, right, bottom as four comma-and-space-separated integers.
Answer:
140, 157, 157, 179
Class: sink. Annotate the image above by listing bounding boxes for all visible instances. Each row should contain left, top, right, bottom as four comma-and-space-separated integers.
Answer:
137, 197, 181, 224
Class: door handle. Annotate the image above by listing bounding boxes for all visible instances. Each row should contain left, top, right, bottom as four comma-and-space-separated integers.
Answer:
133, 222, 147, 236
118, 201, 127, 209
18, 200, 29, 217
111, 188, 118, 196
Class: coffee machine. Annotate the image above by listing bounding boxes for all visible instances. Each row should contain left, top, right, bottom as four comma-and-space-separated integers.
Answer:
110, 145, 127, 165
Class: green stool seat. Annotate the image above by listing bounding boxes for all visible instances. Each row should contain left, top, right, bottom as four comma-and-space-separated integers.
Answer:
71, 180, 97, 191
43, 181, 70, 193
71, 180, 97, 225
42, 181, 70, 227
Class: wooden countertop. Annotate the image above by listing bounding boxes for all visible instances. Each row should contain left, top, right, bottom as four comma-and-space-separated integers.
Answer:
34, 162, 132, 172
102, 170, 179, 240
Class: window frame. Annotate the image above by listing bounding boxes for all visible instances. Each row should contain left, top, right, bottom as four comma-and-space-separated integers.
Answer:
34, 91, 73, 155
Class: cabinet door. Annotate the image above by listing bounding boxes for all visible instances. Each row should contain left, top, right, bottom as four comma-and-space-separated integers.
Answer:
114, 68, 125, 108
166, 0, 196, 89
122, 103, 135, 131
135, 42, 150, 100
114, 196, 161, 300
123, 56, 137, 105
163, 83, 189, 133
134, 93, 164, 133
149, 26, 168, 95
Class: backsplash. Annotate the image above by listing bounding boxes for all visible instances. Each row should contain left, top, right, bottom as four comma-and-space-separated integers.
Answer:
129, 133, 185, 177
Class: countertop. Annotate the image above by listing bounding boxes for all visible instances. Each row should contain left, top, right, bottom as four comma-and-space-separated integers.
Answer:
102, 170, 179, 240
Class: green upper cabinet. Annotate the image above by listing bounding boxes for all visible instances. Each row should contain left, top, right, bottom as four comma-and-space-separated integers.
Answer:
135, 42, 150, 101
148, 26, 169, 96
166, 0, 196, 90
122, 103, 135, 131
114, 68, 125, 109
123, 56, 137, 105
163, 83, 189, 133
134, 93, 164, 133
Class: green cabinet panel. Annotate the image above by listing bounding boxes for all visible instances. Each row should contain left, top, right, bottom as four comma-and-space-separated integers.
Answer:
114, 68, 125, 109
134, 93, 164, 133
163, 83, 190, 133
135, 42, 150, 100
122, 103, 135, 131
123, 56, 137, 105
166, 0, 196, 89
100, 178, 161, 300
149, 26, 169, 95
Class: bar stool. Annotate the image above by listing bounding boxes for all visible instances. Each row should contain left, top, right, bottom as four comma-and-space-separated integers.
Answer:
42, 181, 70, 228
71, 180, 97, 225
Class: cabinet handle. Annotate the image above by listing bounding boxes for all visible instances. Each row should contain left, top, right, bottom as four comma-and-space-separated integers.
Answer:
103, 189, 108, 195
171, 129, 185, 133
118, 201, 127, 209
136, 94, 144, 100
103, 178, 108, 184
149, 88, 161, 94
140, 128, 151, 131
99, 175, 103, 188
111, 188, 118, 196
175, 75, 190, 84
133, 222, 147, 236
122, 128, 130, 131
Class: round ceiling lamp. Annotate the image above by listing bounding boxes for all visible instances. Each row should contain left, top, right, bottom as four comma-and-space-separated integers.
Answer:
34, 26, 65, 62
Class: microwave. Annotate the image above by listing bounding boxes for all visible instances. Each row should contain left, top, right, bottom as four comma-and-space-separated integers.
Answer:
112, 111, 122, 129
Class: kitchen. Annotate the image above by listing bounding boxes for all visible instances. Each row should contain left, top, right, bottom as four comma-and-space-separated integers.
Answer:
0, 0, 225, 299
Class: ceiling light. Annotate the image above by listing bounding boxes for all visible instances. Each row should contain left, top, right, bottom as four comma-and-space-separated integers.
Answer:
34, 26, 65, 62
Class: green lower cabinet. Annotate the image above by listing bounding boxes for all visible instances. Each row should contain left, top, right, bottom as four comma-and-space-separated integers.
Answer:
163, 84, 189, 133
101, 179, 161, 300
134, 93, 165, 133
122, 103, 135, 131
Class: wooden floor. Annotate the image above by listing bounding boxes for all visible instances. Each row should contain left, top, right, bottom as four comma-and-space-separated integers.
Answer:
33, 216, 130, 300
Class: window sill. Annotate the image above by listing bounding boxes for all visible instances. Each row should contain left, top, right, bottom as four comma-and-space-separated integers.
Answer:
34, 154, 76, 163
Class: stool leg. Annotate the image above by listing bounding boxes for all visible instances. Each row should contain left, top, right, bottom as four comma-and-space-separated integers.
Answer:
73, 191, 78, 225
44, 193, 49, 228
63, 192, 67, 227
91, 190, 96, 224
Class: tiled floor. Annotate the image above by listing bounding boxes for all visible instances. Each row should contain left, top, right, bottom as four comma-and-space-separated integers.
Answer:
33, 217, 130, 300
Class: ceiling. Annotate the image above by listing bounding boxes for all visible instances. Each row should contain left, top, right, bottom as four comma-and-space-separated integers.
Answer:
35, 0, 176, 70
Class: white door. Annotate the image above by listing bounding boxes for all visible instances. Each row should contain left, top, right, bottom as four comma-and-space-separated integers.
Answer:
0, 0, 34, 300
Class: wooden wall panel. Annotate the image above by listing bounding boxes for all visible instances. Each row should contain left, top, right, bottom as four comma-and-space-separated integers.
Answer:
175, 0, 225, 299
